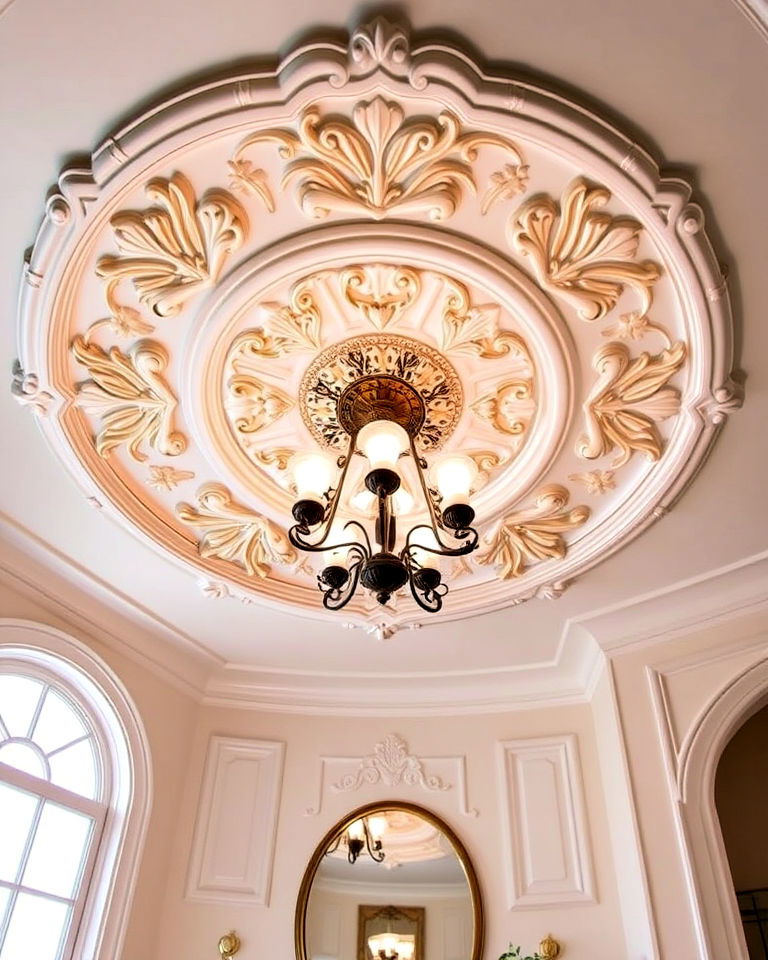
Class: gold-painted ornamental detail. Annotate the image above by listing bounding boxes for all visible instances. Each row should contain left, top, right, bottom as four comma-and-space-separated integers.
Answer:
96, 173, 247, 318
15, 15, 737, 629
298, 334, 462, 450
233, 96, 525, 221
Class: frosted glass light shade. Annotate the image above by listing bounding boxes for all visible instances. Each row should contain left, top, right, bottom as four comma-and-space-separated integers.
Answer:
410, 529, 441, 570
367, 815, 387, 841
347, 819, 364, 840
431, 455, 478, 507
290, 453, 335, 501
368, 933, 415, 959
357, 421, 409, 472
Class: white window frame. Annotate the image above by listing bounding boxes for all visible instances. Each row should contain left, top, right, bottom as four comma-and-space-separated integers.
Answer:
0, 619, 152, 960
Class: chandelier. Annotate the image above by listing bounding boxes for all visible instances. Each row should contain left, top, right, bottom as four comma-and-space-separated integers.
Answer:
368, 932, 415, 960
325, 814, 387, 864
288, 375, 479, 613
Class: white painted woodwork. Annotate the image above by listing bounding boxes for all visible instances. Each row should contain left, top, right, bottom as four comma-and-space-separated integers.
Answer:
185, 736, 284, 904
497, 734, 595, 907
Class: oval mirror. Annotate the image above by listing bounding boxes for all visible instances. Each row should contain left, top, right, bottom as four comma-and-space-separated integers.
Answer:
296, 801, 483, 960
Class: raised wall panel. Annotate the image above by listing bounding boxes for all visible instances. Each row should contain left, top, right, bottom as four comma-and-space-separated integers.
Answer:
497, 735, 595, 908
186, 736, 285, 904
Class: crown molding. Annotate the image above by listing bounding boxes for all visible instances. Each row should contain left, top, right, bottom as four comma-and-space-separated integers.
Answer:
730, 0, 768, 42
567, 550, 768, 656
0, 510, 217, 700
0, 510, 764, 715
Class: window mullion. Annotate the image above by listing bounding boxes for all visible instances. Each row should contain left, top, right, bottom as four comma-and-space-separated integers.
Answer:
46, 733, 92, 760
0, 761, 103, 817
26, 684, 48, 739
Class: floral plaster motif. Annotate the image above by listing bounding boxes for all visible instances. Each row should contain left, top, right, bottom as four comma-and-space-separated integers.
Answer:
331, 734, 450, 793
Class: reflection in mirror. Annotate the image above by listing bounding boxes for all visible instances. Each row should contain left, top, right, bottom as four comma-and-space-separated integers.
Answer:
296, 803, 483, 960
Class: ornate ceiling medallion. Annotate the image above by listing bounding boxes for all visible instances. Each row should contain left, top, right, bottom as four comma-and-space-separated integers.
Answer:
298, 334, 462, 451
14, 15, 740, 632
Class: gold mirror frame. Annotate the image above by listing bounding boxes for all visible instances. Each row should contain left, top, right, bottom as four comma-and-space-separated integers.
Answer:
295, 801, 484, 960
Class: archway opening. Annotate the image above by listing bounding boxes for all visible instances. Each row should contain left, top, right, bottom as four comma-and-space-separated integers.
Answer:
715, 703, 768, 959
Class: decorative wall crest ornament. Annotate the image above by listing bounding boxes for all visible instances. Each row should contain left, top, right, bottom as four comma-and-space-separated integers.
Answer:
15, 15, 738, 636
331, 735, 450, 793
71, 335, 186, 461
233, 97, 525, 221
510, 178, 660, 322
578, 341, 686, 466
96, 173, 247, 317
177, 483, 296, 577
342, 264, 420, 329
478, 486, 590, 579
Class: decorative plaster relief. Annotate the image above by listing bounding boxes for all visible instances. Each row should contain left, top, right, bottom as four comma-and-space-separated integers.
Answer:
509, 178, 660, 322
14, 15, 738, 629
71, 335, 186, 462
306, 734, 477, 818
478, 486, 590, 579
578, 341, 687, 466
186, 736, 285, 905
497, 735, 595, 908
177, 483, 296, 577
96, 173, 247, 317
233, 97, 525, 221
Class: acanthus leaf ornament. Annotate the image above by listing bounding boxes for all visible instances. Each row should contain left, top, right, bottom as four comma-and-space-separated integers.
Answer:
471, 380, 535, 436
331, 734, 449, 793
480, 163, 530, 214
233, 97, 525, 221
177, 483, 297, 577
225, 376, 293, 435
509, 178, 660, 322
252, 282, 322, 354
341, 264, 420, 329
441, 279, 530, 360
478, 485, 590, 579
578, 340, 687, 466
71, 335, 186, 462
96, 173, 247, 317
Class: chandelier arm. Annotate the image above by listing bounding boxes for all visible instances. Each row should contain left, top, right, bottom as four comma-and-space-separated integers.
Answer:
408, 570, 448, 613
363, 818, 386, 863
402, 523, 479, 560
291, 433, 358, 548
321, 552, 364, 611
405, 432, 479, 553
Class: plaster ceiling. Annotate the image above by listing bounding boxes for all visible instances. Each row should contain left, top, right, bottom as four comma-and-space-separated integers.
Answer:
0, 0, 766, 711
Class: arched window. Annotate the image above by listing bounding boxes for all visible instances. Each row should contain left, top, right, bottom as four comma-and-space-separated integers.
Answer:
0, 621, 152, 960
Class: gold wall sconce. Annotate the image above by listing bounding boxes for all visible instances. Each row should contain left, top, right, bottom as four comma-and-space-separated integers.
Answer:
539, 934, 561, 959
218, 932, 241, 959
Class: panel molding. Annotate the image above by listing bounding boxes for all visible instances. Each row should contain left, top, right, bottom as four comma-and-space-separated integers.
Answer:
185, 735, 285, 904
496, 734, 595, 908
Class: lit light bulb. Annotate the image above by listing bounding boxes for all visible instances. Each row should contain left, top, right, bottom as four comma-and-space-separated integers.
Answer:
367, 815, 387, 841
431, 455, 478, 508
290, 452, 335, 502
398, 938, 415, 960
327, 521, 350, 569
347, 819, 364, 841
410, 529, 441, 570
392, 488, 414, 516
357, 421, 409, 472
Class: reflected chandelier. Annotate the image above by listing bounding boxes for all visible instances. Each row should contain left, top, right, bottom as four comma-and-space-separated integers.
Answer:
325, 814, 387, 864
289, 375, 479, 613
